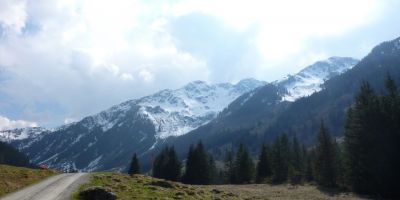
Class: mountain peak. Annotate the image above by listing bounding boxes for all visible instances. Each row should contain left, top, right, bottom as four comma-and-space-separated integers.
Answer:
277, 56, 359, 101
299, 57, 359, 76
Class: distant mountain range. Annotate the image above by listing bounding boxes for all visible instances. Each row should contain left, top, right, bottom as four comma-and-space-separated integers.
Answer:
157, 37, 400, 165
0, 55, 359, 171
3, 36, 399, 172
1, 78, 265, 171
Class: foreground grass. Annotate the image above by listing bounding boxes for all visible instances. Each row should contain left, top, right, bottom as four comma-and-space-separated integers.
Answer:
0, 164, 58, 196
73, 173, 369, 200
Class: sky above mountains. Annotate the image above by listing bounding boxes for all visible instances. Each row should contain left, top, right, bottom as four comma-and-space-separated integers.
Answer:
0, 0, 399, 129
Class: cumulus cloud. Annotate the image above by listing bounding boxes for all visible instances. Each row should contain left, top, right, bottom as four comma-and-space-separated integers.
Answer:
0, 116, 37, 131
0, 0, 398, 127
0, 0, 27, 34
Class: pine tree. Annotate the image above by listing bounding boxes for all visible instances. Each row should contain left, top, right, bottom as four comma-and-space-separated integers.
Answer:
333, 140, 344, 187
165, 146, 181, 181
289, 136, 303, 185
344, 82, 378, 193
344, 77, 400, 197
183, 141, 213, 185
224, 149, 236, 184
379, 75, 400, 197
128, 153, 140, 175
235, 144, 255, 184
314, 120, 337, 187
304, 147, 315, 182
271, 134, 290, 183
256, 144, 271, 183
152, 146, 181, 181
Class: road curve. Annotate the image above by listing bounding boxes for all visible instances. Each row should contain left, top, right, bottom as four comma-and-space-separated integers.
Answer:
1, 173, 89, 200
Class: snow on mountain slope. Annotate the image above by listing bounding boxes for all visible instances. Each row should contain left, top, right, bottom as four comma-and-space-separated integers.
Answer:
136, 79, 265, 139
276, 57, 359, 101
6, 78, 265, 171
0, 127, 48, 142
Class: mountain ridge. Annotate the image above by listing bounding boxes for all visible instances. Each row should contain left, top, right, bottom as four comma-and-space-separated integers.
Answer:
2, 56, 360, 171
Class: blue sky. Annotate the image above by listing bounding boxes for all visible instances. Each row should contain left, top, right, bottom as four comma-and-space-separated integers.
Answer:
0, 0, 399, 129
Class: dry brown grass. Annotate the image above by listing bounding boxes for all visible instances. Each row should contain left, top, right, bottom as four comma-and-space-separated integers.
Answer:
0, 164, 58, 196
204, 184, 371, 200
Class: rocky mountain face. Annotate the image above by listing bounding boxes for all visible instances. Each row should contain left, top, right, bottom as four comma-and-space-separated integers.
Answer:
6, 79, 265, 171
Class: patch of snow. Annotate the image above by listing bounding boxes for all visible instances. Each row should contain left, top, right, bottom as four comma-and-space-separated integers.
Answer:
84, 155, 103, 171
0, 127, 48, 142
135, 79, 265, 139
276, 57, 359, 102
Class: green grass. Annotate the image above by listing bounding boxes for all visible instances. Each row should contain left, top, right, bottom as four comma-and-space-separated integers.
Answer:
72, 173, 369, 200
72, 173, 240, 200
0, 164, 58, 196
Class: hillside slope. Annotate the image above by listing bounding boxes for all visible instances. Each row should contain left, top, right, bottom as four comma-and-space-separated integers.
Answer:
73, 173, 369, 200
160, 37, 400, 160
9, 79, 265, 171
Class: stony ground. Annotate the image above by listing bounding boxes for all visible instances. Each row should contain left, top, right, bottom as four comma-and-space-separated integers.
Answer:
0, 164, 58, 197
72, 172, 371, 200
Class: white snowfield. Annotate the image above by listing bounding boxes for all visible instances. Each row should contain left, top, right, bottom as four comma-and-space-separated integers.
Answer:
0, 127, 46, 142
0, 173, 89, 200
79, 78, 266, 139
276, 57, 359, 101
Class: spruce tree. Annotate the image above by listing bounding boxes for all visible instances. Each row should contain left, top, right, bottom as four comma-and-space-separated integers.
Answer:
314, 120, 337, 187
128, 153, 140, 175
235, 144, 255, 184
289, 136, 303, 184
165, 146, 181, 181
224, 149, 236, 183
344, 82, 378, 193
152, 146, 181, 181
256, 144, 271, 183
271, 134, 290, 183
183, 141, 213, 185
344, 77, 400, 197
304, 148, 315, 182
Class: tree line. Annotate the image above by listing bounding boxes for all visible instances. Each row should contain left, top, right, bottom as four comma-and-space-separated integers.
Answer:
128, 76, 400, 198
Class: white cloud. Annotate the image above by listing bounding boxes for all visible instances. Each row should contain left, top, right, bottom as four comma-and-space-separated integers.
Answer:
0, 0, 27, 34
64, 117, 78, 124
0, 0, 398, 127
0, 116, 37, 131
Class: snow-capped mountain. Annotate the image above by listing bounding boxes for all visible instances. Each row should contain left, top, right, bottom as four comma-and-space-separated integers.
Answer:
8, 78, 265, 171
75, 78, 265, 140
0, 127, 49, 142
276, 57, 359, 101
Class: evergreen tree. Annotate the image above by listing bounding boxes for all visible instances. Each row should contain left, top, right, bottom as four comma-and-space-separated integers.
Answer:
0, 141, 30, 167
333, 140, 344, 187
344, 78, 400, 197
256, 144, 271, 183
234, 144, 255, 184
152, 146, 181, 181
289, 136, 303, 184
128, 153, 140, 175
183, 141, 213, 184
165, 146, 181, 181
224, 149, 236, 184
314, 121, 337, 187
304, 148, 315, 182
344, 82, 378, 193
271, 134, 290, 183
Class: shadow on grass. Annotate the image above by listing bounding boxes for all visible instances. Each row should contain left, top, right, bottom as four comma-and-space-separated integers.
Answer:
316, 186, 343, 196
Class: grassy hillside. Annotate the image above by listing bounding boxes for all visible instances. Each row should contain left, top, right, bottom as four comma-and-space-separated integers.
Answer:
73, 173, 370, 200
0, 164, 58, 196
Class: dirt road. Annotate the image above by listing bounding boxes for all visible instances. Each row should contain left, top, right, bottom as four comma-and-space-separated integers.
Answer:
0, 173, 89, 200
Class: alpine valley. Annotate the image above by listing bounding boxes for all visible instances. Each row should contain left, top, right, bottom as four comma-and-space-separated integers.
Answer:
2, 37, 400, 172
